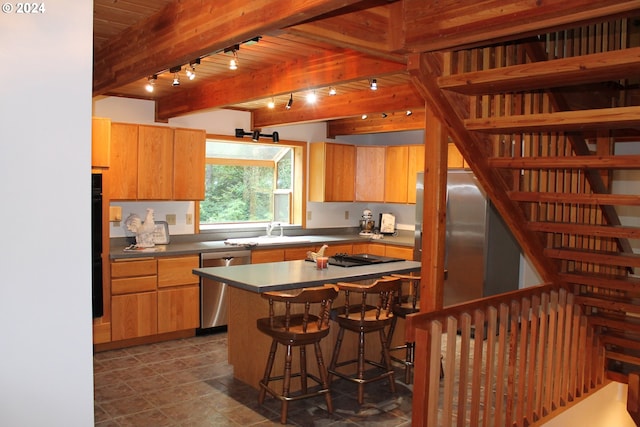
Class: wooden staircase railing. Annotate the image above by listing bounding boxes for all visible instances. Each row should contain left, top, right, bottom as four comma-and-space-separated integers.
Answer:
406, 284, 606, 427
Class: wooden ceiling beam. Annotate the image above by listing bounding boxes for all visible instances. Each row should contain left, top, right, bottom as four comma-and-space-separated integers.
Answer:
252, 83, 423, 128
285, 2, 408, 61
93, 0, 364, 95
402, 0, 640, 52
326, 109, 425, 138
156, 51, 407, 121
439, 47, 640, 95
465, 106, 640, 133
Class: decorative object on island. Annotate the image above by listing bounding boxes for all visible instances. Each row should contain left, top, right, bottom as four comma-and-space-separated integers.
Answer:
124, 208, 156, 248
257, 285, 339, 424
306, 244, 328, 262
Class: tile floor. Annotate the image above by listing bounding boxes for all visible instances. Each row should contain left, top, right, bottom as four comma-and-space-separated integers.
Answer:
93, 331, 413, 426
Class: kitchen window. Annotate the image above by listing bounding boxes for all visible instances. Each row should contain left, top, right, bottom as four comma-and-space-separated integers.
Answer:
199, 137, 305, 228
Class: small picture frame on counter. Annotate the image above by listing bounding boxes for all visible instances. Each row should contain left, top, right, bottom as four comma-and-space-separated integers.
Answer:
153, 221, 170, 244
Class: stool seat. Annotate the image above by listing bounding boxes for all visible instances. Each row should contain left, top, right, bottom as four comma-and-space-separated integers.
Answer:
257, 285, 338, 424
328, 277, 401, 405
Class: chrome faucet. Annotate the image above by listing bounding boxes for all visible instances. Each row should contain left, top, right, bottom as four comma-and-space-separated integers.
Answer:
266, 222, 282, 237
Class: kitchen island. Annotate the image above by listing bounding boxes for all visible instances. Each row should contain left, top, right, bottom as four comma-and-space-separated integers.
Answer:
193, 259, 421, 388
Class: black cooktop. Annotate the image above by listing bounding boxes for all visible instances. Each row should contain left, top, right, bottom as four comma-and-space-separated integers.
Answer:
320, 253, 405, 268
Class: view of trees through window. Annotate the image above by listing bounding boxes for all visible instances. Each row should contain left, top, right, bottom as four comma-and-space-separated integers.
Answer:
200, 140, 293, 225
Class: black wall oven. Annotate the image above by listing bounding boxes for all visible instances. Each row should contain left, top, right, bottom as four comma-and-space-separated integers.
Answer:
91, 173, 104, 318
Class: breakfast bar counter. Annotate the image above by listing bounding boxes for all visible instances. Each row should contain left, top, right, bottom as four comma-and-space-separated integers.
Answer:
193, 259, 421, 388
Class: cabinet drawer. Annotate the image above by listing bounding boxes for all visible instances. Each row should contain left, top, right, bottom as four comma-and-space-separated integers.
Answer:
385, 245, 413, 260
284, 246, 314, 261
157, 256, 200, 288
112, 275, 157, 295
111, 259, 157, 278
252, 249, 284, 264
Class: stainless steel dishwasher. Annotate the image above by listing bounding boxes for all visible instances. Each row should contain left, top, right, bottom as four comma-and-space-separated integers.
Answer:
199, 249, 251, 330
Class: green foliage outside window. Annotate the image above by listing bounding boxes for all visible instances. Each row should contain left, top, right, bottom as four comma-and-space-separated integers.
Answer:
200, 164, 274, 223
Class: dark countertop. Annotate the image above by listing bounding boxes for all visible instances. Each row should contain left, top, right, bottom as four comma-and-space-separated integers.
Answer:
193, 259, 421, 293
110, 231, 414, 260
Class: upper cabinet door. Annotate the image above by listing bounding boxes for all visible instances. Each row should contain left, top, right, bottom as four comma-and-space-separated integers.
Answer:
109, 123, 139, 200
407, 144, 425, 204
137, 125, 174, 200
173, 128, 206, 200
92, 117, 111, 168
384, 145, 409, 203
309, 142, 355, 202
355, 146, 385, 202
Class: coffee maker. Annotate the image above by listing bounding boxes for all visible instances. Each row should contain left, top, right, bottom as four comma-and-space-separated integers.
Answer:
359, 209, 375, 236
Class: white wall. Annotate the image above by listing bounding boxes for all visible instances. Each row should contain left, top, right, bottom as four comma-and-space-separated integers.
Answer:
0, 2, 94, 426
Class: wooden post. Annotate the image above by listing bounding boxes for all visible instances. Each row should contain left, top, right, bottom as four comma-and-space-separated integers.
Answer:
419, 102, 448, 312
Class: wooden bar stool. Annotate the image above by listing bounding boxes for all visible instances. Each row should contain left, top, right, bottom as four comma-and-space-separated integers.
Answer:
257, 285, 338, 424
328, 277, 401, 405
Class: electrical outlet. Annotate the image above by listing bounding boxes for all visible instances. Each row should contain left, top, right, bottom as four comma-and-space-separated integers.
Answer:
165, 214, 176, 225
307, 211, 312, 220
344, 210, 349, 220
186, 213, 193, 225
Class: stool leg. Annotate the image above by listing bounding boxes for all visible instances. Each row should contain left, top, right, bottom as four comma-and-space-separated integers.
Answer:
300, 345, 308, 394
314, 341, 333, 414
328, 327, 345, 383
405, 341, 414, 384
379, 328, 396, 394
357, 330, 366, 405
281, 344, 293, 424
258, 340, 278, 405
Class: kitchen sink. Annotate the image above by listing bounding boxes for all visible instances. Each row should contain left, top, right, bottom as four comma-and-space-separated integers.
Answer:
225, 235, 311, 246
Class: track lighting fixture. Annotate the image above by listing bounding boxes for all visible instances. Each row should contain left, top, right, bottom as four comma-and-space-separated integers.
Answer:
169, 66, 181, 86
235, 128, 280, 143
361, 114, 368, 120
328, 87, 336, 96
186, 58, 199, 80
229, 51, 238, 70
286, 94, 293, 110
406, 110, 412, 116
267, 98, 275, 109
370, 79, 377, 91
381, 113, 388, 118
145, 75, 157, 93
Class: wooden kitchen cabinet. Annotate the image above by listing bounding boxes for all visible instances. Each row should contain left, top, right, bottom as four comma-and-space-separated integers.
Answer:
407, 144, 425, 204
384, 145, 410, 203
92, 117, 111, 168
156, 255, 200, 334
110, 258, 158, 341
309, 142, 355, 202
109, 123, 139, 199
137, 125, 174, 199
109, 255, 200, 343
252, 248, 284, 264
448, 142, 466, 168
355, 146, 385, 202
173, 128, 206, 200
109, 122, 206, 200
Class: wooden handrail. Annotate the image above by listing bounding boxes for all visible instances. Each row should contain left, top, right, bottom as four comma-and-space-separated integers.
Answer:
407, 284, 605, 427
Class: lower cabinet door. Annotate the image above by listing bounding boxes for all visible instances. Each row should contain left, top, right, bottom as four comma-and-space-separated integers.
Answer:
157, 285, 200, 334
111, 292, 158, 341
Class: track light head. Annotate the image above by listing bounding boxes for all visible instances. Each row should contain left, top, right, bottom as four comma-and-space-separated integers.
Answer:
235, 128, 248, 138
370, 79, 377, 91
272, 132, 279, 143
286, 94, 293, 110
406, 110, 412, 116
328, 87, 336, 96
145, 75, 157, 93
252, 130, 261, 141
381, 112, 388, 118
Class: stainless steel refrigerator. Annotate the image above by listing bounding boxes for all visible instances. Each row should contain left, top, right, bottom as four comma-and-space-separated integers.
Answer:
415, 170, 521, 306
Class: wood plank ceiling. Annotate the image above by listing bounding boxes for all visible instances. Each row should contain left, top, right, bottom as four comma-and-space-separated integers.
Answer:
94, 0, 640, 129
